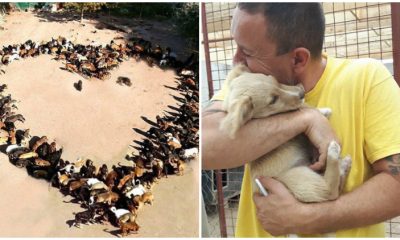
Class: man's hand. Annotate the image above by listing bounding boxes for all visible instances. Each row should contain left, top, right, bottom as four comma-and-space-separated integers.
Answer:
253, 177, 310, 236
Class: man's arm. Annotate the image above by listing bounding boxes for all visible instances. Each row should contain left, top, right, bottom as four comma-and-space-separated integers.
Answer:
253, 154, 400, 236
202, 101, 338, 170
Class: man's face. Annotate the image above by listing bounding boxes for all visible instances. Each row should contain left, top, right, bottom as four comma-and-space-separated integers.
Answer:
231, 8, 296, 85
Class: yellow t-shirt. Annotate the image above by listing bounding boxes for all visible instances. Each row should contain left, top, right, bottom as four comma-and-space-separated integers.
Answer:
212, 55, 400, 237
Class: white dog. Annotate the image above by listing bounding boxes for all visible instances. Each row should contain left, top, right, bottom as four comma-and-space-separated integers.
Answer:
220, 64, 351, 203
123, 183, 146, 199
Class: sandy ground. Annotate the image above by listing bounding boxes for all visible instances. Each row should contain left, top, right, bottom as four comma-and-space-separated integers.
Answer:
0, 11, 198, 237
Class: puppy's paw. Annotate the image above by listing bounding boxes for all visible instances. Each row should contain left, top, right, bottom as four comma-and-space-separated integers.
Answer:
340, 155, 352, 176
327, 141, 341, 161
318, 108, 332, 118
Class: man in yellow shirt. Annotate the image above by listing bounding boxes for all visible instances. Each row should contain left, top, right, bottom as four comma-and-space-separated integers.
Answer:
202, 3, 400, 237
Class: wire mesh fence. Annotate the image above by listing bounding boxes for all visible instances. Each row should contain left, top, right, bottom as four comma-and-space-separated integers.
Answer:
201, 2, 400, 237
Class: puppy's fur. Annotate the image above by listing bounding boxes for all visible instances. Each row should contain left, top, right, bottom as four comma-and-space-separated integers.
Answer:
220, 64, 351, 202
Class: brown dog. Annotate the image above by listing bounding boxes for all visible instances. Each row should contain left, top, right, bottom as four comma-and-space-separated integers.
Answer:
152, 159, 164, 179
176, 159, 185, 176
69, 179, 86, 192
118, 212, 137, 225
8, 128, 16, 144
105, 170, 118, 188
34, 158, 51, 167
120, 221, 140, 237
117, 172, 135, 190
32, 136, 48, 151
140, 192, 154, 205
134, 165, 145, 178
91, 191, 119, 205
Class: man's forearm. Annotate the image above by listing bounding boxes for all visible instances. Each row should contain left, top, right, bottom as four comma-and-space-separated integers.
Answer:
299, 172, 400, 234
202, 102, 309, 170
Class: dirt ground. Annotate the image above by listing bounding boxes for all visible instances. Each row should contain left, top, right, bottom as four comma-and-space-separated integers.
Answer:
0, 11, 198, 237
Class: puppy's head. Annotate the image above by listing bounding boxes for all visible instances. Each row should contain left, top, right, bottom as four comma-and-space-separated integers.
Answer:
220, 66, 305, 139
132, 221, 140, 231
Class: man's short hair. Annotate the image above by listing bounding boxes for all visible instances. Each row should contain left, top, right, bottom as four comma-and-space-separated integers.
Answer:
238, 3, 325, 59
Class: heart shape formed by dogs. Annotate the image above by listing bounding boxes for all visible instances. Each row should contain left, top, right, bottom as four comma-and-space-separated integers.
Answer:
0, 36, 199, 237
4, 55, 179, 163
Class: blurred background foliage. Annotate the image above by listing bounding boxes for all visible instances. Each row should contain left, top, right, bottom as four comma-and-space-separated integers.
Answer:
1, 2, 198, 53
65, 2, 199, 49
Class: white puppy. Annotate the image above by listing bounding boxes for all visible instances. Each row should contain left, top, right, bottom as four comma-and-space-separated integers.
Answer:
220, 64, 352, 203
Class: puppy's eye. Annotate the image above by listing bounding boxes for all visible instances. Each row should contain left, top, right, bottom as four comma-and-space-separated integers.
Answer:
269, 95, 279, 105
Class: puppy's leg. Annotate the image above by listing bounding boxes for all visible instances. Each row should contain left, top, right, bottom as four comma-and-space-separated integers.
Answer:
277, 167, 331, 202
323, 141, 342, 200
119, 213, 130, 225
318, 108, 332, 118
339, 155, 352, 192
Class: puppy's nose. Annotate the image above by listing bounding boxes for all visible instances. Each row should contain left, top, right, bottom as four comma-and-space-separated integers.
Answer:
299, 91, 305, 100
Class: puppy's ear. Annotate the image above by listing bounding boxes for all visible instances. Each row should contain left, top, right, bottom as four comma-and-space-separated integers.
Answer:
220, 95, 254, 139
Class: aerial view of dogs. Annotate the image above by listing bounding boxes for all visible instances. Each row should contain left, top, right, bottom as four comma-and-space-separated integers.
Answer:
220, 64, 352, 203
0, 35, 198, 236
0, 36, 195, 84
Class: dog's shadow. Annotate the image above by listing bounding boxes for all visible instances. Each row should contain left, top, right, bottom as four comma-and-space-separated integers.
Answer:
65, 219, 75, 228
0, 144, 8, 154
170, 94, 186, 103
62, 198, 83, 205
164, 84, 178, 91
140, 116, 158, 127
164, 110, 179, 117
132, 128, 152, 139
132, 140, 144, 148
168, 105, 181, 112
65, 220, 121, 238
103, 228, 120, 237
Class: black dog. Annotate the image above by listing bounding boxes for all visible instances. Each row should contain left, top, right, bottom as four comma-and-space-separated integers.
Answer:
74, 80, 83, 91
71, 208, 96, 228
116, 77, 132, 86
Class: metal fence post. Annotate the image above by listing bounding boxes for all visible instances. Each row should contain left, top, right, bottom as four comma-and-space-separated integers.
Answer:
202, 3, 228, 237
391, 3, 400, 86
215, 170, 228, 237
201, 2, 215, 99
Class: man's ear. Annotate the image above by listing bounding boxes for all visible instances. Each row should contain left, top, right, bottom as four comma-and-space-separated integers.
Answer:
291, 47, 310, 75
220, 95, 254, 139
